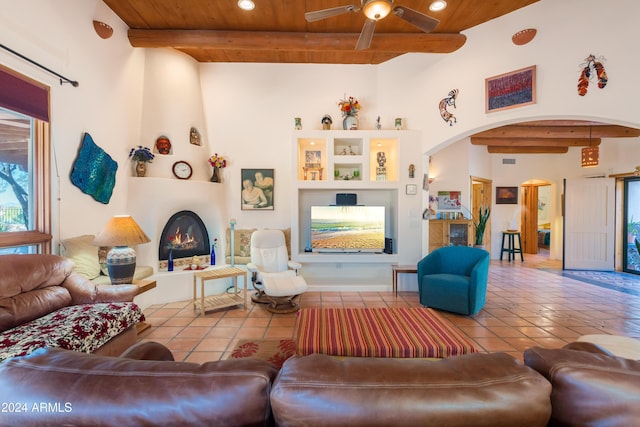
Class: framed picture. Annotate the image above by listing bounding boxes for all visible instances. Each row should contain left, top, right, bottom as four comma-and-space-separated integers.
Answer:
241, 169, 274, 210
406, 184, 417, 195
304, 150, 321, 168
485, 65, 536, 113
496, 186, 518, 204
437, 191, 462, 211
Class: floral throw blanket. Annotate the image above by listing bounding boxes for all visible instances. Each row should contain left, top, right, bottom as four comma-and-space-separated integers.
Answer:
0, 302, 144, 362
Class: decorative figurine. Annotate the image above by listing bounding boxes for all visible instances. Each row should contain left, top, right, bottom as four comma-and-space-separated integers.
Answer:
439, 89, 458, 126
376, 152, 387, 181
395, 118, 402, 130
321, 114, 332, 130
189, 127, 201, 145
295, 117, 302, 130
376, 116, 381, 130
409, 164, 415, 178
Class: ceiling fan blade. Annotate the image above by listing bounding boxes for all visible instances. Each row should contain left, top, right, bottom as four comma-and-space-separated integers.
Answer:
393, 6, 440, 33
355, 19, 376, 50
305, 5, 358, 22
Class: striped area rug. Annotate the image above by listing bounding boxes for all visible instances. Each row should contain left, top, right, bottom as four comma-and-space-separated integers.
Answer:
295, 307, 478, 358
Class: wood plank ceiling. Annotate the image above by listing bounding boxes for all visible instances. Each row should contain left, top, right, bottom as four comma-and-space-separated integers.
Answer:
103, 0, 539, 65
470, 120, 640, 154
3, 2, 634, 158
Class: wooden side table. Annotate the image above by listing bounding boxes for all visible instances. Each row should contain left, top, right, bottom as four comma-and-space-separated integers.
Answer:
132, 278, 156, 333
193, 267, 247, 316
391, 265, 417, 295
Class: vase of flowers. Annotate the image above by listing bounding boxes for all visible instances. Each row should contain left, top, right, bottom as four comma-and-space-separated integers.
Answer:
129, 145, 155, 177
208, 153, 227, 183
338, 96, 361, 130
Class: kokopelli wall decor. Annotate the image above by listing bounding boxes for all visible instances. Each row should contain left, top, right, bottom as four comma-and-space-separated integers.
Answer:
439, 89, 459, 126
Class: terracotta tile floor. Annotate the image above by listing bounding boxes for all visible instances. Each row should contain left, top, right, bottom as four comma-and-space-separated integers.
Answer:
138, 253, 640, 363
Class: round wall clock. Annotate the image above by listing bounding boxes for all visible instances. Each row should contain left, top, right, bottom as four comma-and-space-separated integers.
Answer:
172, 161, 193, 180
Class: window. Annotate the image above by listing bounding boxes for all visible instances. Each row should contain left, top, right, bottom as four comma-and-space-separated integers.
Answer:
0, 66, 51, 254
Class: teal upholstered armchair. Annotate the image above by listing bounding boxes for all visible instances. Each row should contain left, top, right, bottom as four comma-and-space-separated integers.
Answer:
417, 246, 490, 316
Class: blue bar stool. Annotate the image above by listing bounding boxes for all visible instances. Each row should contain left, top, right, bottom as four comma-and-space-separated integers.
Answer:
500, 231, 524, 261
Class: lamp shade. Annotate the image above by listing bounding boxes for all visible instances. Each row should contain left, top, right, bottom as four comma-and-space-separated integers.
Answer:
93, 215, 150, 247
93, 215, 150, 285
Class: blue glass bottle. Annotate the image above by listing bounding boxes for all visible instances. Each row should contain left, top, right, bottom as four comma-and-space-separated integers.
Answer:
210, 244, 216, 266
168, 248, 174, 271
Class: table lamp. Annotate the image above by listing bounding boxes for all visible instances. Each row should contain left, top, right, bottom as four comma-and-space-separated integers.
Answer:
93, 215, 151, 285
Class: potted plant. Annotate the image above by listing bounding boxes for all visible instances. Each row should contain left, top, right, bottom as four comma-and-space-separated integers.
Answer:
473, 205, 491, 248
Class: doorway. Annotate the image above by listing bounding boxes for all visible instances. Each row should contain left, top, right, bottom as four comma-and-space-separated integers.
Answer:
623, 177, 640, 274
470, 176, 492, 253
520, 181, 552, 257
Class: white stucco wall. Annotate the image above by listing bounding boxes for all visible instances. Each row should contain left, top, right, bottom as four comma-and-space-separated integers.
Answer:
1, 0, 638, 269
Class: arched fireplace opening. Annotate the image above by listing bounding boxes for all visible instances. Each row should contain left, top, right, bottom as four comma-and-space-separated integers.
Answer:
158, 210, 210, 265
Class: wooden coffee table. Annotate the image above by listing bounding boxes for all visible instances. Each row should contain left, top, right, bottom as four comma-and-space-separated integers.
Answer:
193, 267, 247, 315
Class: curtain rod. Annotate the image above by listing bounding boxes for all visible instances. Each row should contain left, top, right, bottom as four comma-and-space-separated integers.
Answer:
0, 43, 79, 87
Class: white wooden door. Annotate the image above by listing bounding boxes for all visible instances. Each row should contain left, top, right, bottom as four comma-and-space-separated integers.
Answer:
564, 178, 615, 270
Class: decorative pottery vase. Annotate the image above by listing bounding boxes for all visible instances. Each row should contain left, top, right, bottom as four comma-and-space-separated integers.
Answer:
210, 245, 216, 266
168, 248, 174, 272
135, 161, 147, 177
343, 114, 358, 130
210, 167, 220, 183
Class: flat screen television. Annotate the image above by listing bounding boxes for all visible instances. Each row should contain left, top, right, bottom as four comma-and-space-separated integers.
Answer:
310, 205, 385, 253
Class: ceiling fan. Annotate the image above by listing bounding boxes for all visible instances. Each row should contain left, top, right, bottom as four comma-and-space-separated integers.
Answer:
305, 0, 440, 50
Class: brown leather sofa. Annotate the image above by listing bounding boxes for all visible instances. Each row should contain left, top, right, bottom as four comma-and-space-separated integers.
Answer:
524, 341, 640, 426
1, 340, 638, 426
0, 254, 143, 361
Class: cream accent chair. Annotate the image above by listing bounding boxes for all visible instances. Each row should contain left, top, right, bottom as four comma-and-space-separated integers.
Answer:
247, 229, 307, 313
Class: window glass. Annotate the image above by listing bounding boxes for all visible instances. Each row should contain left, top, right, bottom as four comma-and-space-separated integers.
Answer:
0, 107, 33, 233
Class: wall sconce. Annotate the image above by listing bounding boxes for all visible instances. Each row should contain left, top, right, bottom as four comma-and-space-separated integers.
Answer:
93, 20, 113, 39
93, 215, 150, 285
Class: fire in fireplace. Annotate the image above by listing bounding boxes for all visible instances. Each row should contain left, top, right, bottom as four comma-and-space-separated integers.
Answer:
158, 210, 210, 262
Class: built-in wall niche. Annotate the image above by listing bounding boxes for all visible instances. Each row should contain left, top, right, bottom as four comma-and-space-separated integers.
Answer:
333, 138, 362, 156
296, 188, 398, 256
370, 138, 398, 182
297, 137, 327, 181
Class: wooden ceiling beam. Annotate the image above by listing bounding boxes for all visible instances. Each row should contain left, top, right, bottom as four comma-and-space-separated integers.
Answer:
127, 29, 466, 53
487, 146, 569, 154
471, 137, 601, 147
474, 125, 640, 139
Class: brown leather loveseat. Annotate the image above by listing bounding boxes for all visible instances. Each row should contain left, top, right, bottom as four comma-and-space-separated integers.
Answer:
0, 254, 144, 361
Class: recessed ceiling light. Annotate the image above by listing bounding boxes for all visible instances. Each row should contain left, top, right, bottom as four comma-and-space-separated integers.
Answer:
238, 0, 255, 11
429, 1, 447, 12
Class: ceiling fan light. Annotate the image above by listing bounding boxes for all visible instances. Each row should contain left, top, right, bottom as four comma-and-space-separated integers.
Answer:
363, 0, 392, 20
429, 1, 447, 12
237, 0, 255, 11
